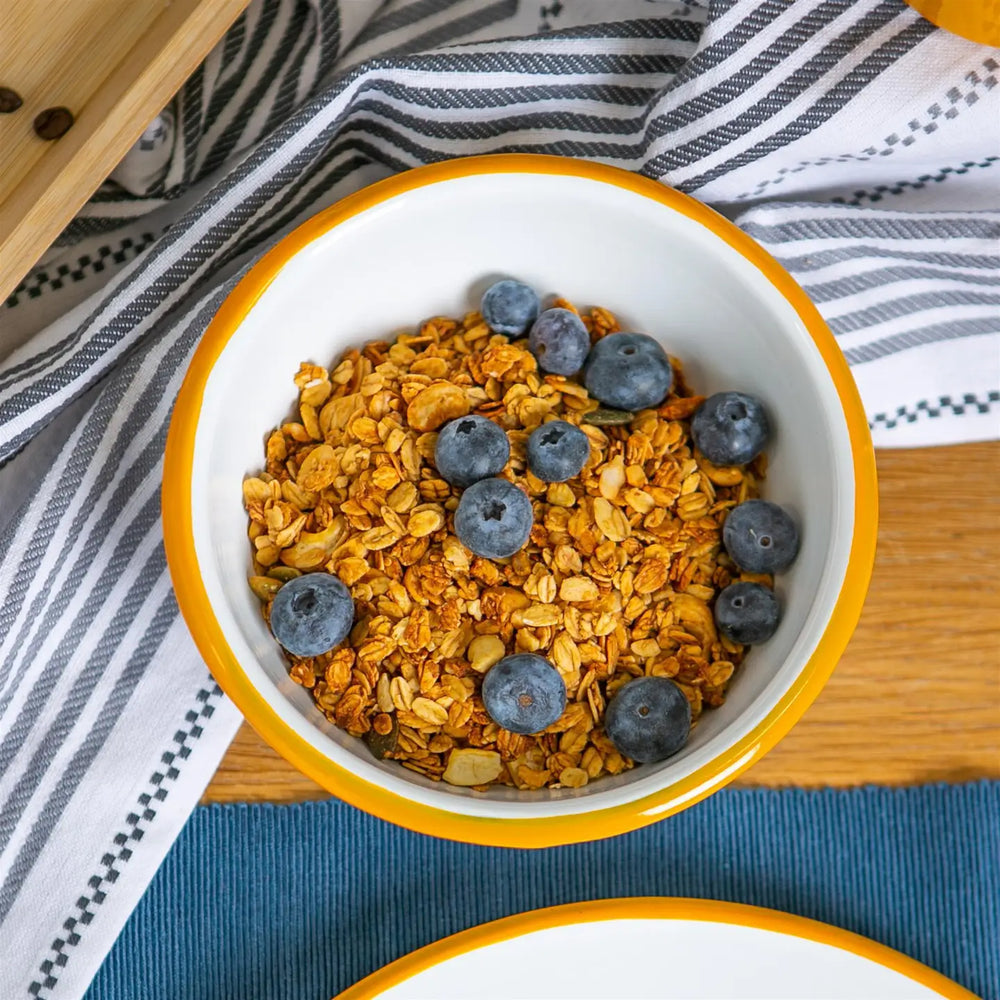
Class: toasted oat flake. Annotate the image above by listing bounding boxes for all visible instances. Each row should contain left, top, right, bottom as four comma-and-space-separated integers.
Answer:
407, 507, 446, 538
443, 748, 503, 786
467, 634, 506, 674
518, 604, 562, 628
559, 576, 601, 603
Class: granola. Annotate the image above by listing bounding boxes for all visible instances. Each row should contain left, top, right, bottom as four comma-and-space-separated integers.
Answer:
242, 301, 769, 790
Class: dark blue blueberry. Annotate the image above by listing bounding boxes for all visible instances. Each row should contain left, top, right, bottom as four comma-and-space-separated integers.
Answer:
482, 653, 566, 734
481, 279, 540, 337
435, 415, 510, 487
454, 477, 533, 559
604, 676, 691, 764
269, 573, 354, 658
714, 582, 781, 644
584, 333, 672, 411
692, 391, 770, 466
723, 500, 799, 574
528, 308, 591, 376
526, 420, 590, 482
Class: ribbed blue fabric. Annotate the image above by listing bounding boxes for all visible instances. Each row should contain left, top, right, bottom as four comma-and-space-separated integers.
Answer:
86, 783, 998, 1000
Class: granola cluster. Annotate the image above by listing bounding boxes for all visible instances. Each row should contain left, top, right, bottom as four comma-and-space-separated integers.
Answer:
243, 302, 769, 790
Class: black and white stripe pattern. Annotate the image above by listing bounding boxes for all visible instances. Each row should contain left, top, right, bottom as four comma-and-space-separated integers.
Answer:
0, 1, 997, 996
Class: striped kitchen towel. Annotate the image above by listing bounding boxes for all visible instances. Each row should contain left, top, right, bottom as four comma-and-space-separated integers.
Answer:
0, 2, 997, 997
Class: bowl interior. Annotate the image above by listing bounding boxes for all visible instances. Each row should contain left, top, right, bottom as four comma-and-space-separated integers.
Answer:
190, 170, 855, 818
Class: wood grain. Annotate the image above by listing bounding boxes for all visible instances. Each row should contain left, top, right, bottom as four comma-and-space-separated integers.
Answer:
203, 441, 1000, 803
0, 0, 249, 302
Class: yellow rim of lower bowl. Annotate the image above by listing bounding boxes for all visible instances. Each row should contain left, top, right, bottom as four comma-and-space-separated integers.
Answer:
162, 153, 879, 849
335, 898, 976, 1000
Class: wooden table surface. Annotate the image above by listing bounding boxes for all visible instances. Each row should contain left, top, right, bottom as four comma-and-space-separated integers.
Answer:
203, 440, 1000, 804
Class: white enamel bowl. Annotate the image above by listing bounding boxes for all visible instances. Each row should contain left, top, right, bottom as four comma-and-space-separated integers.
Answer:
163, 154, 877, 848
336, 899, 974, 1000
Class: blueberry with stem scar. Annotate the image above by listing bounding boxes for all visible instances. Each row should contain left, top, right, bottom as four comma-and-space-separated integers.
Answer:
604, 676, 691, 763
528, 308, 590, 376
454, 477, 533, 559
269, 573, 354, 657
481, 279, 540, 336
526, 420, 590, 482
723, 500, 799, 574
482, 653, 566, 734
692, 391, 770, 466
584, 333, 672, 411
435, 415, 510, 487
714, 582, 781, 644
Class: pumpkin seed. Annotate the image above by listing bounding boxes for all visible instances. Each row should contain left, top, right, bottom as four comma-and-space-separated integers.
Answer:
267, 566, 302, 582
583, 407, 634, 426
364, 713, 399, 760
249, 575, 281, 601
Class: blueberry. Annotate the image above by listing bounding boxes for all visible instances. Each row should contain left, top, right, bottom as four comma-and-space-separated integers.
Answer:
435, 415, 510, 487
714, 582, 781, 644
481, 279, 540, 337
528, 308, 591, 376
723, 499, 799, 574
526, 420, 590, 482
692, 391, 770, 466
269, 573, 354, 657
482, 653, 566, 734
584, 333, 672, 411
604, 676, 691, 763
454, 477, 533, 559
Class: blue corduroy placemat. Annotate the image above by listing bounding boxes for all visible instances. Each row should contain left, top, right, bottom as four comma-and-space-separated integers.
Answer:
86, 783, 998, 1000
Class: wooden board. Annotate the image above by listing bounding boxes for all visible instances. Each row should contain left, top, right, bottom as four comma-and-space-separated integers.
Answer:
203, 440, 1000, 803
0, 0, 249, 302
